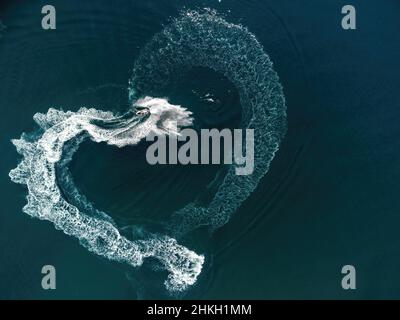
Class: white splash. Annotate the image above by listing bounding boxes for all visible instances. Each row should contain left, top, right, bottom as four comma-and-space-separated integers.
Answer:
9, 97, 203, 292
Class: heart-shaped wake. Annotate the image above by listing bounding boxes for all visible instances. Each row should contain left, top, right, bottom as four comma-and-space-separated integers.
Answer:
9, 10, 287, 293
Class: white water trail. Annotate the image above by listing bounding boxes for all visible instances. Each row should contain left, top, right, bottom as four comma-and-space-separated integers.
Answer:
9, 97, 203, 292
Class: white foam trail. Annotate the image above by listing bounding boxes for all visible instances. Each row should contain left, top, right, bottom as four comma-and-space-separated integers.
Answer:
9, 97, 203, 292
130, 10, 287, 236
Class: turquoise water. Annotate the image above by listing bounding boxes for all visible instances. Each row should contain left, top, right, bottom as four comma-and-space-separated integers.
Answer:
1, 0, 400, 299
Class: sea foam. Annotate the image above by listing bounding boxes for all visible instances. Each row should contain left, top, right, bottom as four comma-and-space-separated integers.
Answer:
9, 98, 203, 292
130, 10, 287, 236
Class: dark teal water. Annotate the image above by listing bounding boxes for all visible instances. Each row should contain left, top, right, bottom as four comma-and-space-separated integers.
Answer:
1, 0, 400, 299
